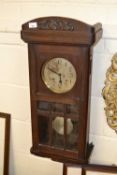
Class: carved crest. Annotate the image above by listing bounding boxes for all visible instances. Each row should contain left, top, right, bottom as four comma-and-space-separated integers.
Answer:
35, 18, 79, 31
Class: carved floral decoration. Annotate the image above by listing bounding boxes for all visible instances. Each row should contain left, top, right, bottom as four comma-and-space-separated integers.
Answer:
37, 18, 79, 31
102, 53, 117, 133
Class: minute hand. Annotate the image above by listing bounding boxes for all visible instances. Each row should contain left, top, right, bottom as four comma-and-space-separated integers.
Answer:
48, 67, 60, 76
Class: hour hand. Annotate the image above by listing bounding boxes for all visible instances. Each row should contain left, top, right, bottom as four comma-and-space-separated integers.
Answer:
59, 74, 62, 84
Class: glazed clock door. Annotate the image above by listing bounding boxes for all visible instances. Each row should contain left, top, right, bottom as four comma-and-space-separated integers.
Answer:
37, 101, 79, 152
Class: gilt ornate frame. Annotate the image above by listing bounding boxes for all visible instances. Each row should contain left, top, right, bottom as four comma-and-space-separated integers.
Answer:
102, 53, 117, 133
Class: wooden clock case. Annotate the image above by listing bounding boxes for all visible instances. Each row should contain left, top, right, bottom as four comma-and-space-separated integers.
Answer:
21, 16, 102, 164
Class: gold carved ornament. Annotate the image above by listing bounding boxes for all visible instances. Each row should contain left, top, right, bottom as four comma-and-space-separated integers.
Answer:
102, 53, 117, 133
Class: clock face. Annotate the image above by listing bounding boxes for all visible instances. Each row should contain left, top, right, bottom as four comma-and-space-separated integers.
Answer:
41, 57, 77, 94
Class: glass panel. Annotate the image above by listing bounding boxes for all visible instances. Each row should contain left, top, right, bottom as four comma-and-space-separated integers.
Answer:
52, 116, 64, 149
37, 101, 79, 151
66, 119, 78, 151
53, 103, 65, 112
38, 115, 50, 145
38, 101, 50, 111
66, 104, 79, 114
38, 101, 79, 113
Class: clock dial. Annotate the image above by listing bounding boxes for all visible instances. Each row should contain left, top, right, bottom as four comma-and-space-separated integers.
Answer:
41, 57, 77, 93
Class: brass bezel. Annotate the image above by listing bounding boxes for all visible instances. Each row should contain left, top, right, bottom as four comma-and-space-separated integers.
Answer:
41, 57, 77, 94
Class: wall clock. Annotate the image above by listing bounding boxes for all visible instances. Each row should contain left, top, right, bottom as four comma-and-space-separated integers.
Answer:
21, 16, 102, 164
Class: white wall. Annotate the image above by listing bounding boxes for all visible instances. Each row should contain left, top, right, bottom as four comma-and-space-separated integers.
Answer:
0, 0, 117, 175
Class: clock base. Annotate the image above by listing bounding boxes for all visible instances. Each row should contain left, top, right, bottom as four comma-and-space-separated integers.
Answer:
30, 142, 94, 164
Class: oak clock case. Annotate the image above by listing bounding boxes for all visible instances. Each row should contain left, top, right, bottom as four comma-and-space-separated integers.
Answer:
21, 17, 102, 164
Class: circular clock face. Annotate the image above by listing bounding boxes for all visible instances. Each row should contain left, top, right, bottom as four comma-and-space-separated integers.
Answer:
41, 57, 77, 94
